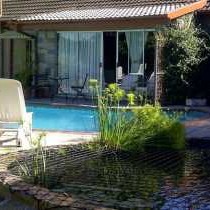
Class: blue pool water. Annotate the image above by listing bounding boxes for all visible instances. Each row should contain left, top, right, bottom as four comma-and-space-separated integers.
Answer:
27, 105, 98, 132
166, 109, 207, 122
26, 105, 208, 132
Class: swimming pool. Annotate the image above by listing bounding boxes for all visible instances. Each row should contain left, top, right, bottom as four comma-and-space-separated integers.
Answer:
26, 105, 208, 132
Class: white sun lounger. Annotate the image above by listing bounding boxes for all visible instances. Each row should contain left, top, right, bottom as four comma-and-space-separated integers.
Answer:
0, 78, 32, 146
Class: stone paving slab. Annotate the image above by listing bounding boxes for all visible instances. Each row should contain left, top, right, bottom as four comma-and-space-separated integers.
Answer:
0, 131, 97, 153
184, 117, 210, 140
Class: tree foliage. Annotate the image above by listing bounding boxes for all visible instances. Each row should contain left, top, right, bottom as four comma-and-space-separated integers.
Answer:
161, 15, 209, 104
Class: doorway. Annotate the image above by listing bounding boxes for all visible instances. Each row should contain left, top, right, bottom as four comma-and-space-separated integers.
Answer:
103, 32, 117, 85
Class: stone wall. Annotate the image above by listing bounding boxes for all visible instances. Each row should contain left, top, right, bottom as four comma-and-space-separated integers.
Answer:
37, 31, 58, 77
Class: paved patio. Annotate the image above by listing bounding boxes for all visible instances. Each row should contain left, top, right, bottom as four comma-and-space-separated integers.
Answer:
163, 106, 210, 141
185, 117, 210, 140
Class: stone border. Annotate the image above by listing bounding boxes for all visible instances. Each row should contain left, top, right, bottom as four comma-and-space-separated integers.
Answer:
0, 174, 115, 210
0, 171, 75, 208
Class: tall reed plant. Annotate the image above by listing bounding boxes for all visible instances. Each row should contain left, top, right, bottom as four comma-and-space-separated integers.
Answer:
17, 133, 47, 186
89, 81, 185, 151
89, 81, 135, 150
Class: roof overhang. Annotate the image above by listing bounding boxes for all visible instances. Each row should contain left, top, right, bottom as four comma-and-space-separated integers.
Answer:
0, 0, 207, 29
7, 17, 168, 31
166, 0, 207, 19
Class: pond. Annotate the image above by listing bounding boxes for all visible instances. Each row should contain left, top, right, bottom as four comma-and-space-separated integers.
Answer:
9, 146, 210, 209
0, 184, 36, 210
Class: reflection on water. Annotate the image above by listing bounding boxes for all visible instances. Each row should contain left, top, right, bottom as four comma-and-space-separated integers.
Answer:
10, 148, 210, 209
0, 184, 36, 210
47, 149, 210, 209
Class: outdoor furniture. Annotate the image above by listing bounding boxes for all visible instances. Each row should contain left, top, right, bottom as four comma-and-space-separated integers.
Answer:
120, 74, 139, 91
49, 76, 69, 102
32, 73, 55, 98
116, 66, 123, 84
0, 79, 32, 146
71, 74, 88, 98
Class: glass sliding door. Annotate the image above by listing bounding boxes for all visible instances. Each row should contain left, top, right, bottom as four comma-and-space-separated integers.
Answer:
117, 30, 148, 91
58, 32, 102, 94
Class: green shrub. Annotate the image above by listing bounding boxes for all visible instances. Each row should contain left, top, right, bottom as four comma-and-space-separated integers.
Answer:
121, 105, 185, 151
151, 121, 185, 150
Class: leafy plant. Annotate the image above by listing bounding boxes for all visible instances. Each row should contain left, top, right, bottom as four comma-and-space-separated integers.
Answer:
14, 68, 33, 89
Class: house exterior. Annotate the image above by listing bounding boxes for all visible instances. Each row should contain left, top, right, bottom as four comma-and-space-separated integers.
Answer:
0, 0, 207, 100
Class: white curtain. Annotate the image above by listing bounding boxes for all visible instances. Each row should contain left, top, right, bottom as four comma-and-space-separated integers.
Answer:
58, 32, 102, 94
125, 31, 148, 75
58, 32, 78, 93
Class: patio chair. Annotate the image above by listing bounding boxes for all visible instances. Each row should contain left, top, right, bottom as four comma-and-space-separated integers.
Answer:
0, 79, 32, 146
71, 74, 88, 98
120, 74, 139, 91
